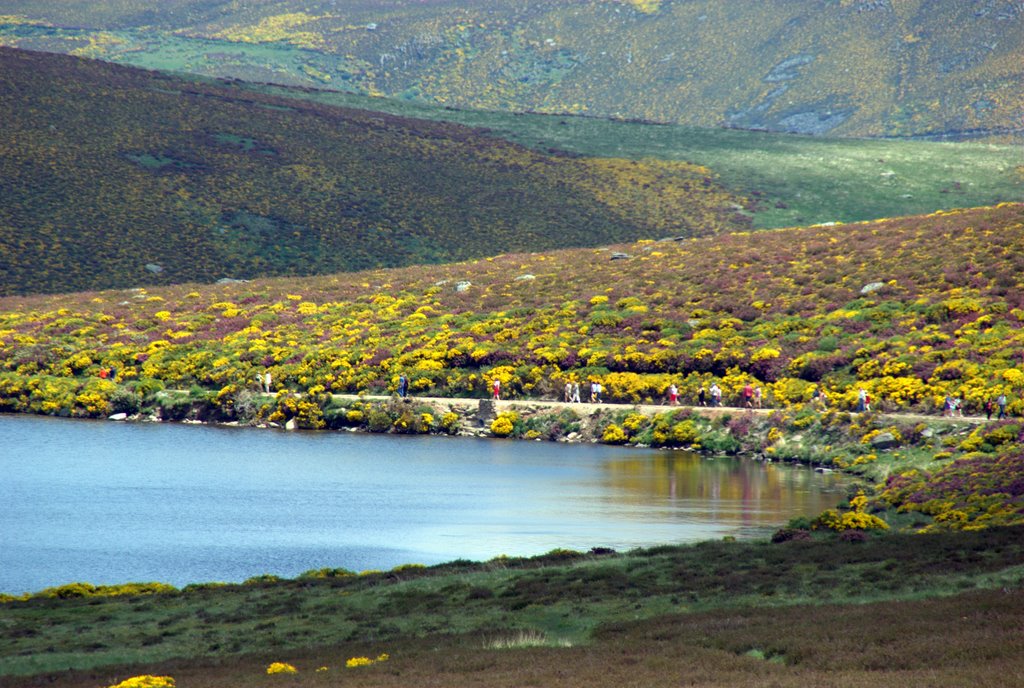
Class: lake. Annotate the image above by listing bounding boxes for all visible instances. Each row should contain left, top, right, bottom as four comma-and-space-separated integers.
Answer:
0, 413, 846, 594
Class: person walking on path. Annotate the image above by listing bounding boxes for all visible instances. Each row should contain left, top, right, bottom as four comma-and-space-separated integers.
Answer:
668, 383, 679, 406
564, 381, 573, 403
709, 383, 722, 407
998, 393, 1008, 419
398, 374, 408, 398
742, 383, 754, 409
492, 378, 501, 401
857, 388, 867, 412
571, 382, 581, 403
753, 386, 763, 409
698, 386, 707, 406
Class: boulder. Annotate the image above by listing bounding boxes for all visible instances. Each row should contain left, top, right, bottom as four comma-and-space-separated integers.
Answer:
860, 281, 886, 295
455, 281, 472, 293
108, 412, 128, 421
870, 431, 899, 449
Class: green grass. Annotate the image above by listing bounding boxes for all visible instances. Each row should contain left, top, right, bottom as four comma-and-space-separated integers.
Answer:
3, 526, 1022, 677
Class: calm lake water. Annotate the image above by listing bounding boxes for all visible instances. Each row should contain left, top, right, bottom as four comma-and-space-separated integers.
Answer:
0, 414, 846, 594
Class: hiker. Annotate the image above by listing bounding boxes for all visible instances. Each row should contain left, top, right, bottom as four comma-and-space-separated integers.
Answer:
753, 386, 763, 409
997, 393, 1008, 419
492, 378, 501, 400
591, 381, 603, 403
857, 388, 867, 412
668, 383, 679, 406
698, 386, 707, 406
985, 397, 995, 420
571, 382, 581, 403
564, 381, 573, 403
709, 382, 722, 407
742, 383, 753, 408
398, 374, 408, 398
264, 371, 272, 394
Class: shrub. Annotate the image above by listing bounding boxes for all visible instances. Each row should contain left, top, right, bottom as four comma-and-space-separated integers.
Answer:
440, 411, 460, 434
602, 423, 628, 444
367, 409, 393, 432
108, 386, 141, 415
491, 415, 514, 437
108, 676, 175, 688
266, 662, 298, 675
771, 528, 812, 543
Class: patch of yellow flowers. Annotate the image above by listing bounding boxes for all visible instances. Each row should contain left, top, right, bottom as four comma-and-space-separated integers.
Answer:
108, 677, 175, 688
266, 654, 390, 676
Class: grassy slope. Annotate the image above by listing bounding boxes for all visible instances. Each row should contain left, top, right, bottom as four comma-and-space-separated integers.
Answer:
0, 47, 749, 295
232, 81, 1024, 229
1, 0, 1022, 141
1, 527, 1022, 682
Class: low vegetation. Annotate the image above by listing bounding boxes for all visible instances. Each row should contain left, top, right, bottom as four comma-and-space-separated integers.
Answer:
0, 47, 748, 295
2, 203, 1023, 419
3, 0, 1022, 141
1, 526, 1022, 684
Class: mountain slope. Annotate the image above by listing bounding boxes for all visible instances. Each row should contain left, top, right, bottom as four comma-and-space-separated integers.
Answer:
2, 203, 1023, 418
1, 0, 1022, 140
0, 47, 748, 295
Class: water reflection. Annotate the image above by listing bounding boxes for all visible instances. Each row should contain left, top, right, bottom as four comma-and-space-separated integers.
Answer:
601, 452, 846, 526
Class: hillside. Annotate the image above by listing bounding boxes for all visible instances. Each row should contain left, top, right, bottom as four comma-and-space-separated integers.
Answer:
230, 81, 1024, 230
0, 47, 749, 295
2, 203, 1023, 420
1, 0, 1022, 140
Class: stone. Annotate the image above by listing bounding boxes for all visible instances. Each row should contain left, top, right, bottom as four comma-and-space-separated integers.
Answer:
455, 281, 472, 293
860, 281, 886, 295
145, 263, 163, 274
108, 412, 128, 421
515, 274, 536, 281
610, 252, 631, 260
476, 399, 497, 421
870, 431, 899, 449
285, 418, 298, 430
